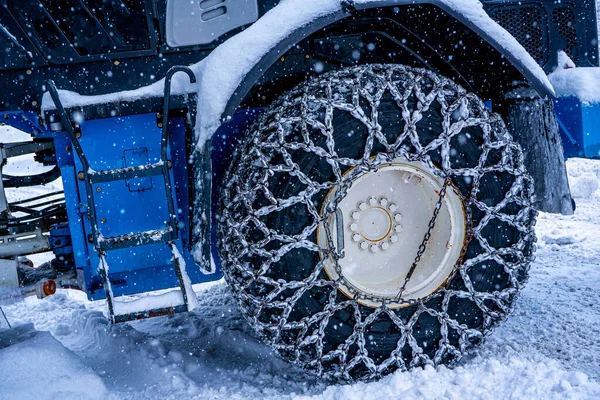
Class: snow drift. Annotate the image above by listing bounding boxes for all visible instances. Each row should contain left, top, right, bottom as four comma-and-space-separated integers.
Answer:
0, 325, 107, 400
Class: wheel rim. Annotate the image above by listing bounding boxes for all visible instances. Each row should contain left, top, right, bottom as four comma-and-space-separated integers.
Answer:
317, 159, 466, 308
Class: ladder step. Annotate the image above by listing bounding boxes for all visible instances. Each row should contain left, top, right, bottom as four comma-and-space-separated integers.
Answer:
112, 305, 188, 323
98, 228, 174, 251
89, 162, 165, 184
110, 289, 188, 323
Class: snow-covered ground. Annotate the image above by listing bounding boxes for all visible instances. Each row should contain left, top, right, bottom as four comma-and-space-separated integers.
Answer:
1, 128, 599, 399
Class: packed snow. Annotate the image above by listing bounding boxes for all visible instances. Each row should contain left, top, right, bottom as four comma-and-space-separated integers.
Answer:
0, 327, 107, 400
1, 157, 599, 399
549, 67, 600, 105
548, 52, 600, 105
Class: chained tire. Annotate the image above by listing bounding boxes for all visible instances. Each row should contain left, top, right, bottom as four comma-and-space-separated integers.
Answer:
218, 64, 537, 382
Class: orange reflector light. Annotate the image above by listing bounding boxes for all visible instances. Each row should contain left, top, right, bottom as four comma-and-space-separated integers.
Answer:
43, 280, 56, 296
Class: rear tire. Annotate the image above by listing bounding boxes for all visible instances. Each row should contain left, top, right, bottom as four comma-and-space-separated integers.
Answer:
218, 65, 536, 381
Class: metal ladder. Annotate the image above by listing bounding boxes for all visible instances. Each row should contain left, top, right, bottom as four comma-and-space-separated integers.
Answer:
47, 66, 198, 323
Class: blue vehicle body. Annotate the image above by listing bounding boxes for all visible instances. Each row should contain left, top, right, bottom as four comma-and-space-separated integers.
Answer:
0, 0, 598, 322
51, 107, 260, 301
555, 98, 600, 159
52, 113, 221, 300
8, 95, 596, 303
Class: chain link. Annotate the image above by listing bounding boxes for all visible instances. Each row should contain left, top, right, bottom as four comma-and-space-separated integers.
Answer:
218, 65, 537, 381
396, 175, 451, 301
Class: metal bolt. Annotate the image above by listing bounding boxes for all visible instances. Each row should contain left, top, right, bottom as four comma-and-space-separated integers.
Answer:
157, 122, 163, 128
352, 234, 362, 242
75, 131, 82, 139
369, 244, 379, 253
379, 198, 388, 207
388, 203, 398, 212
100, 218, 107, 223
358, 202, 368, 211
65, 145, 72, 152
380, 242, 390, 251
96, 187, 102, 193
167, 160, 172, 169
368, 197, 378, 206
350, 223, 359, 232
394, 225, 403, 233
359, 241, 368, 250
390, 235, 399, 243
351, 211, 360, 220
77, 171, 85, 180
394, 213, 402, 222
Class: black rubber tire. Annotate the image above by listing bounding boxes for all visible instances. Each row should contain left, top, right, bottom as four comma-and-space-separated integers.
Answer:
218, 65, 537, 382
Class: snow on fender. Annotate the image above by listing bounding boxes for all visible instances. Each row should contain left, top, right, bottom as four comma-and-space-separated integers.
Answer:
194, 0, 555, 147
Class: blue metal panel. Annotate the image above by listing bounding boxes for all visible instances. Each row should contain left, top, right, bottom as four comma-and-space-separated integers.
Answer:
0, 111, 51, 138
53, 132, 90, 268
53, 113, 221, 301
582, 104, 600, 158
555, 97, 600, 159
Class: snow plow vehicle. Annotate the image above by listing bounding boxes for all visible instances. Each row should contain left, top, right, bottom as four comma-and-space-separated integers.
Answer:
0, 0, 599, 382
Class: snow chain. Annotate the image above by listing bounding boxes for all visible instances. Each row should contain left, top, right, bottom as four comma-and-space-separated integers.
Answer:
219, 65, 537, 381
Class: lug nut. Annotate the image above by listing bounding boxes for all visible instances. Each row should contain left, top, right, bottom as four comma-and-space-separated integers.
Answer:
351, 196, 403, 252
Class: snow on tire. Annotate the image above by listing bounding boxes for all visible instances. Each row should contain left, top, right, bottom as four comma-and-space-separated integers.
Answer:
218, 64, 537, 381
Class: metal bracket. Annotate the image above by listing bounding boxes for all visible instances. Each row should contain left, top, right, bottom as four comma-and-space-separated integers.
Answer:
194, 137, 213, 274
0, 229, 49, 258
1, 140, 57, 223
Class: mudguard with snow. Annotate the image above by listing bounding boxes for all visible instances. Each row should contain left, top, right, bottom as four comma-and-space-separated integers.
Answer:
0, 0, 598, 381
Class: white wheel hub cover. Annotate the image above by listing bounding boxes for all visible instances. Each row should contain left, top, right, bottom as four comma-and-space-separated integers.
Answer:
317, 159, 466, 308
